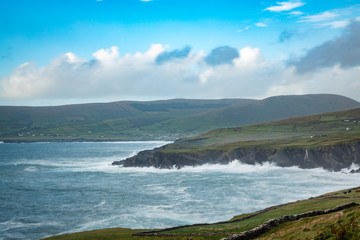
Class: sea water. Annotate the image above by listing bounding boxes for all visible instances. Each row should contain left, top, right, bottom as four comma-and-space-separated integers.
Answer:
1, 142, 360, 240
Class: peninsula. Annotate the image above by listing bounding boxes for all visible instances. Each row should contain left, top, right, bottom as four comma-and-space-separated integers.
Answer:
113, 107, 360, 171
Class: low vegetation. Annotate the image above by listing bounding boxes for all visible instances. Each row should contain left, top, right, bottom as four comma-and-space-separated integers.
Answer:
1, 94, 358, 142
160, 107, 360, 154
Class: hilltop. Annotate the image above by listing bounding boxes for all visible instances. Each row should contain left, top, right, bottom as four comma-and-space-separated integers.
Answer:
0, 94, 359, 142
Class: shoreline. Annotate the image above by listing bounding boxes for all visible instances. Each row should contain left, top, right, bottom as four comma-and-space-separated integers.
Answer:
0, 138, 173, 144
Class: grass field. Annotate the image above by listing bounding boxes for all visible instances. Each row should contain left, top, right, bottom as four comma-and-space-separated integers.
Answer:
159, 107, 360, 155
1, 95, 358, 142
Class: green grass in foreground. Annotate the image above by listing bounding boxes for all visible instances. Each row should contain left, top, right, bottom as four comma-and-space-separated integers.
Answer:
42, 228, 221, 240
257, 206, 360, 240
42, 228, 141, 240
43, 186, 360, 240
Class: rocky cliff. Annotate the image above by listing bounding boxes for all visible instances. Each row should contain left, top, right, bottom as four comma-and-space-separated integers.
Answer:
112, 142, 360, 171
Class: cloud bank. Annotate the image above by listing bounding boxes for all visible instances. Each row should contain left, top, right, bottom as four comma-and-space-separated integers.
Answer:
0, 45, 277, 102
1, 27, 360, 104
290, 20, 360, 73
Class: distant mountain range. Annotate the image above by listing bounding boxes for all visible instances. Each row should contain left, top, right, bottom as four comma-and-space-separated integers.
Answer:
0, 94, 359, 142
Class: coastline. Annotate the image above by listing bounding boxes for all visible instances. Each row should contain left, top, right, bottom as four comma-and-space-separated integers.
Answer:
0, 138, 173, 144
114, 141, 360, 172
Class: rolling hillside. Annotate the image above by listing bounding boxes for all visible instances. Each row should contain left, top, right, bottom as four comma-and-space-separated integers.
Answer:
0, 98, 254, 142
160, 94, 360, 132
0, 94, 359, 142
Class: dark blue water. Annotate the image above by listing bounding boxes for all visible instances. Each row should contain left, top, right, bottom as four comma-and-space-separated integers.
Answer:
1, 142, 360, 240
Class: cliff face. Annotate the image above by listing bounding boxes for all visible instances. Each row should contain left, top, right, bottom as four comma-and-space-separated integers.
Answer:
112, 142, 360, 171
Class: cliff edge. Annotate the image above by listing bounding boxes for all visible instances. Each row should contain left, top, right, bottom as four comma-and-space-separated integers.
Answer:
113, 142, 360, 171
113, 107, 360, 171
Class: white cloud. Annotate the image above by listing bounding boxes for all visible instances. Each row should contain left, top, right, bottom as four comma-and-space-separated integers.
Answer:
140, 0, 152, 2
93, 46, 120, 66
237, 26, 250, 32
234, 47, 264, 67
289, 11, 303, 15
265, 65, 360, 101
255, 22, 267, 27
290, 21, 360, 73
265, 1, 305, 12
319, 20, 349, 28
0, 45, 274, 101
300, 11, 338, 22
199, 68, 213, 84
1, 44, 359, 103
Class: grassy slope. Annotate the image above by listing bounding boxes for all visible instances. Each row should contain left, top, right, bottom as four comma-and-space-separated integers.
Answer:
159, 107, 360, 155
257, 207, 360, 239
1, 94, 359, 142
0, 99, 254, 142
161, 94, 360, 132
42, 187, 360, 240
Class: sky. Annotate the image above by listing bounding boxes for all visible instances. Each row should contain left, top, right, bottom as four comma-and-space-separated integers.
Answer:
0, 0, 360, 106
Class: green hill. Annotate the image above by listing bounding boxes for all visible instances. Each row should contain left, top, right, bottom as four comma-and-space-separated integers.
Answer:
0, 94, 359, 142
174, 106, 360, 147
0, 98, 254, 142
162, 94, 360, 132
130, 94, 360, 137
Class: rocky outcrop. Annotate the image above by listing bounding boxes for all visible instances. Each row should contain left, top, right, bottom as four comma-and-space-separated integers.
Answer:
112, 142, 360, 171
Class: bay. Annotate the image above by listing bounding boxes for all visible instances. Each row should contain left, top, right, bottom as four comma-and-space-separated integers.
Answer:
1, 141, 360, 240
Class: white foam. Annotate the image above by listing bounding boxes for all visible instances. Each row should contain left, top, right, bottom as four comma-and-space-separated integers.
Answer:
13, 156, 120, 171
340, 163, 360, 173
76, 215, 118, 232
70, 141, 172, 144
111, 160, 328, 174
23, 166, 39, 172
18, 155, 360, 177
8, 141, 170, 173
0, 219, 59, 232
105, 141, 172, 144
179, 160, 284, 173
94, 200, 106, 208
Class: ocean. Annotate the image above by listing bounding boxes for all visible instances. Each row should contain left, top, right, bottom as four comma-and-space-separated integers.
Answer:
1, 141, 360, 240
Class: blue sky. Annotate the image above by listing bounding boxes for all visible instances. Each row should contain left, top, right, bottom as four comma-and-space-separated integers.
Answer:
1, 0, 360, 105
